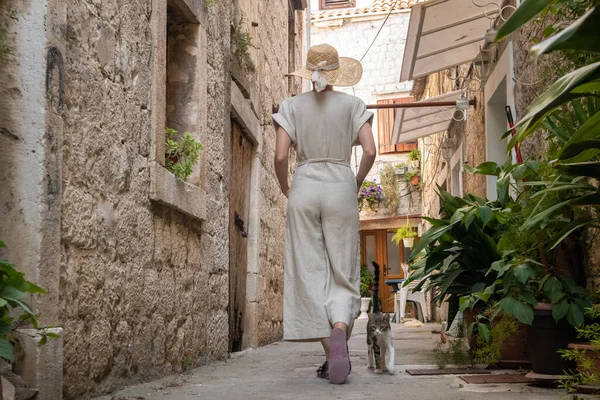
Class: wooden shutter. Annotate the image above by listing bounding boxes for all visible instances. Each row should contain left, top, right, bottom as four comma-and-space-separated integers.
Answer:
319, 0, 356, 10
377, 97, 418, 154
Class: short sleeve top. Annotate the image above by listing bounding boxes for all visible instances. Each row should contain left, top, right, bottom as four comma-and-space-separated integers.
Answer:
272, 91, 374, 165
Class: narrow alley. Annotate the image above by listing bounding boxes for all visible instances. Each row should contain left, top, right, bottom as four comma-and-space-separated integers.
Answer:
94, 321, 559, 400
1, 0, 600, 399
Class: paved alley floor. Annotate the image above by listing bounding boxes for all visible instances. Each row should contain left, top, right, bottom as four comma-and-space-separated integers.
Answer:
96, 319, 566, 400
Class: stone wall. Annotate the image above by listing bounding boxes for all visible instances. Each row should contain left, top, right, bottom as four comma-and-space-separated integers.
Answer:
252, 0, 304, 347
0, 0, 304, 398
419, 69, 485, 224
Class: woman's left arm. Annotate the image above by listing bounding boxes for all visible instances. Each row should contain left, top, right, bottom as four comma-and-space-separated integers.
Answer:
274, 127, 292, 198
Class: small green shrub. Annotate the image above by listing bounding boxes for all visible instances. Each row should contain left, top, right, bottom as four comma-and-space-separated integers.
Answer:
360, 264, 374, 298
408, 149, 421, 162
473, 314, 519, 365
232, 12, 255, 68
0, 27, 9, 61
165, 127, 204, 181
380, 164, 400, 213
203, 0, 220, 6
558, 306, 600, 393
433, 339, 472, 368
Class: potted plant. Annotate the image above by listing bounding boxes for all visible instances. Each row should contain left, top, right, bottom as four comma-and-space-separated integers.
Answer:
407, 186, 506, 330
395, 163, 408, 176
404, 171, 420, 186
465, 306, 527, 368
408, 149, 421, 169
357, 181, 384, 212
359, 264, 375, 319
492, 0, 600, 377
392, 224, 417, 248
459, 159, 593, 375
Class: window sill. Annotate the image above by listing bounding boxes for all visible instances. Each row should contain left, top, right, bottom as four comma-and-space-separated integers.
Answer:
149, 161, 206, 222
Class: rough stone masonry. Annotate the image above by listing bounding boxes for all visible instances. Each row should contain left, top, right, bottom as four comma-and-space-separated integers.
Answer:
0, 0, 305, 398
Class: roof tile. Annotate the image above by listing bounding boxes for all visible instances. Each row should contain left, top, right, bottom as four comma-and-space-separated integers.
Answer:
311, 0, 422, 21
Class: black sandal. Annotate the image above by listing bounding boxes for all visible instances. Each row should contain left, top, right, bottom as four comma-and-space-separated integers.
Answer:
316, 361, 328, 379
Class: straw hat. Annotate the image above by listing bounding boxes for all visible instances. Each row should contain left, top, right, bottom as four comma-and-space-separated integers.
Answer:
286, 44, 363, 91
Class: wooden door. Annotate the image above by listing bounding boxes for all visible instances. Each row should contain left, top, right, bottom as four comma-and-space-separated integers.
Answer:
360, 230, 409, 313
229, 121, 254, 352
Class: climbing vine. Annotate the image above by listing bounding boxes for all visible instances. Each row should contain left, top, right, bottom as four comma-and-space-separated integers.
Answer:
232, 12, 256, 69
380, 164, 399, 214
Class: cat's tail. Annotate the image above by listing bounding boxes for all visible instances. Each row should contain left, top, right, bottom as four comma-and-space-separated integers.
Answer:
371, 261, 380, 313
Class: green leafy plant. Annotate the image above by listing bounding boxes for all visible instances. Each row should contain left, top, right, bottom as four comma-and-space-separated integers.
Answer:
232, 12, 256, 68
165, 127, 204, 181
407, 186, 506, 328
471, 312, 519, 365
458, 160, 591, 328
432, 339, 472, 368
0, 241, 56, 361
391, 224, 416, 245
404, 170, 419, 185
380, 164, 400, 213
360, 264, 375, 298
203, 0, 220, 6
408, 149, 421, 162
558, 306, 600, 393
0, 27, 9, 62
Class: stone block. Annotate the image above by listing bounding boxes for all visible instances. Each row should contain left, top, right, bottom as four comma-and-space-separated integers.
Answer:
149, 162, 207, 222
246, 273, 264, 303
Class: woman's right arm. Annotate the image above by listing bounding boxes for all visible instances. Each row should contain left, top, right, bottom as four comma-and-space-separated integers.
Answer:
274, 126, 292, 198
355, 122, 376, 189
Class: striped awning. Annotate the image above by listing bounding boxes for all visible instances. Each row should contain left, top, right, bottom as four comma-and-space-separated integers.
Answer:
391, 90, 461, 143
400, 0, 490, 82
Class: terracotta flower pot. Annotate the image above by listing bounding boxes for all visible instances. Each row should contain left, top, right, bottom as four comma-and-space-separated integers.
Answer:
411, 175, 419, 185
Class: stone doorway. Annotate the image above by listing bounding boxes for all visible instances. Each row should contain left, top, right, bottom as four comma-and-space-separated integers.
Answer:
228, 120, 254, 352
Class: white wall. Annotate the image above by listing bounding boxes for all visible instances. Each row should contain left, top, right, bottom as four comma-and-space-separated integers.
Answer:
484, 42, 515, 200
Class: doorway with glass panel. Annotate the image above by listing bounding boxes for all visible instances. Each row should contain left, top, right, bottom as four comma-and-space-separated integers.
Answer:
360, 229, 411, 313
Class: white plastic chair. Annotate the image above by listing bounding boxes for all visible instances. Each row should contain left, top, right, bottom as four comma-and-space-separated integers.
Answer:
395, 263, 428, 323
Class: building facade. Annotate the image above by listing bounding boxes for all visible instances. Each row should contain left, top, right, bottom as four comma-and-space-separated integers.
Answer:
0, 0, 306, 398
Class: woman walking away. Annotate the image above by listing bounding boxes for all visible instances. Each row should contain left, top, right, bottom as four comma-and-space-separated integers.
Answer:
272, 43, 376, 384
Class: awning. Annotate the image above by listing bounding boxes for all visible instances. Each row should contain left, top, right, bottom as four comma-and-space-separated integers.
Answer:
400, 0, 490, 82
391, 90, 461, 143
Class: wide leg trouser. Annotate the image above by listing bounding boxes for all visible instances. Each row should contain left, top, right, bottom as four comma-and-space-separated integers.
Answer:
283, 162, 360, 341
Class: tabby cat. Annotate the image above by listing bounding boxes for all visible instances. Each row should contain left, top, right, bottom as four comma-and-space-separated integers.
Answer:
366, 262, 395, 374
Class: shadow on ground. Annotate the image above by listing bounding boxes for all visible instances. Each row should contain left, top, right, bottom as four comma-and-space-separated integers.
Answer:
94, 319, 565, 400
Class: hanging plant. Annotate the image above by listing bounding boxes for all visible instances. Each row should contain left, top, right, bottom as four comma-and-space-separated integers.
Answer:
358, 181, 384, 212
408, 149, 421, 168
392, 223, 417, 248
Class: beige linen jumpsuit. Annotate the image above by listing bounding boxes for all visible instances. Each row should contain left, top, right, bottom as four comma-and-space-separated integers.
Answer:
272, 90, 374, 341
